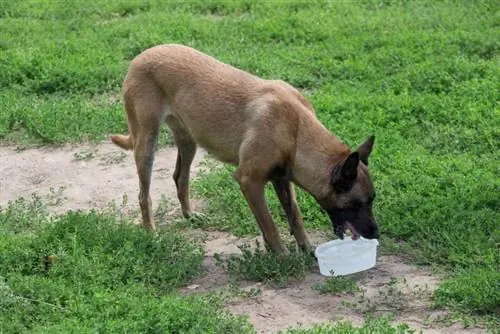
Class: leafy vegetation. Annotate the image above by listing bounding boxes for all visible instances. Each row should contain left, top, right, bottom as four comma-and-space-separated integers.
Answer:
280, 316, 416, 334
312, 276, 360, 295
0, 197, 253, 333
214, 240, 316, 287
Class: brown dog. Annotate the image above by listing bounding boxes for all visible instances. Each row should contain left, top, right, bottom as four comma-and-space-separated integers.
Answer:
111, 44, 379, 254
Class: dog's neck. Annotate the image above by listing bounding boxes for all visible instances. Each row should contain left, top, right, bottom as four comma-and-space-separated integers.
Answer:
291, 115, 350, 199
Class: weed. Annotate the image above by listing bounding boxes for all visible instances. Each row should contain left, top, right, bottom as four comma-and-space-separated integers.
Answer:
280, 315, 416, 333
46, 186, 67, 206
102, 192, 140, 220
154, 194, 174, 222
72, 146, 98, 161
99, 150, 127, 165
214, 240, 316, 287
343, 277, 436, 319
227, 282, 263, 300
0, 199, 237, 332
0, 195, 48, 234
312, 276, 360, 295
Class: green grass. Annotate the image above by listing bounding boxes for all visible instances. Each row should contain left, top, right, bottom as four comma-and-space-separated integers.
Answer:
214, 240, 316, 287
280, 316, 416, 334
0, 197, 419, 333
312, 276, 360, 295
0, 0, 499, 329
0, 197, 253, 333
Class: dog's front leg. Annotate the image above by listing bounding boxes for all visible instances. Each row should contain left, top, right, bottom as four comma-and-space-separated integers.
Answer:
272, 179, 312, 252
234, 171, 287, 254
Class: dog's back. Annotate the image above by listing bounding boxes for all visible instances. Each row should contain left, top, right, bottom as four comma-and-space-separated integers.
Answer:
120, 44, 311, 164
127, 44, 262, 97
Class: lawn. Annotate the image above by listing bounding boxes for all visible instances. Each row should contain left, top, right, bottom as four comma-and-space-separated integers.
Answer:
0, 0, 498, 332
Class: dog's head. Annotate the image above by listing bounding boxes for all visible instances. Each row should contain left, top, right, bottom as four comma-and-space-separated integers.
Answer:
318, 135, 379, 240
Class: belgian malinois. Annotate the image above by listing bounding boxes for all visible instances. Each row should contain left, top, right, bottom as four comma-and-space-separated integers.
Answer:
111, 44, 379, 254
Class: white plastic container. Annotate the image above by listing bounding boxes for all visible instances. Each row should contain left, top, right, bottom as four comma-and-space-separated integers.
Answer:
315, 237, 379, 276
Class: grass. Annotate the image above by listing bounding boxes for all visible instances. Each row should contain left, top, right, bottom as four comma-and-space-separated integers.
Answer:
0, 197, 253, 333
280, 316, 416, 334
312, 276, 360, 295
0, 0, 498, 330
0, 196, 420, 333
214, 240, 316, 287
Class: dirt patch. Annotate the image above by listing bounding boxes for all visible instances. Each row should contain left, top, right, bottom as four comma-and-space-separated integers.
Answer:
0, 142, 483, 334
183, 230, 483, 334
0, 142, 206, 219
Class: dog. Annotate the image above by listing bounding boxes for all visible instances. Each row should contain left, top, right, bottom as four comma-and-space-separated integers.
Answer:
111, 44, 379, 254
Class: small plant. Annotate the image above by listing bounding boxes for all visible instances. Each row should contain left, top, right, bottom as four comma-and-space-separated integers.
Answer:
312, 275, 360, 295
102, 192, 140, 220
154, 194, 173, 221
227, 282, 262, 300
280, 315, 416, 333
344, 277, 437, 318
73, 147, 98, 161
100, 151, 127, 165
213, 240, 316, 287
0, 195, 48, 234
46, 186, 66, 206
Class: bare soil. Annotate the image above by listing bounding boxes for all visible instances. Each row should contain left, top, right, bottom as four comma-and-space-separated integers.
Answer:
0, 143, 483, 334
0, 142, 205, 216
185, 230, 482, 334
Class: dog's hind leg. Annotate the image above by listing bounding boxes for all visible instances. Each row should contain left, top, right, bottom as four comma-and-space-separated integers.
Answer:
166, 116, 197, 218
272, 179, 312, 252
134, 130, 158, 231
127, 87, 162, 231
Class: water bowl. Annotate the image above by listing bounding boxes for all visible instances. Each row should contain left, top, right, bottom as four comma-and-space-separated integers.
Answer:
314, 236, 379, 276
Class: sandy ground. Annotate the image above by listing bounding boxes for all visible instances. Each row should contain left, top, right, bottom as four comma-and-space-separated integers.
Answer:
0, 142, 206, 215
185, 230, 482, 334
0, 143, 483, 334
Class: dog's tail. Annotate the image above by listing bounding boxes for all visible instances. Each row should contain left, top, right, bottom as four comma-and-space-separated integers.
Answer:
110, 134, 133, 150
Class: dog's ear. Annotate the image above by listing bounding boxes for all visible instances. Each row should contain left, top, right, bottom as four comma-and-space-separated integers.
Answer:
357, 135, 375, 165
331, 152, 359, 192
